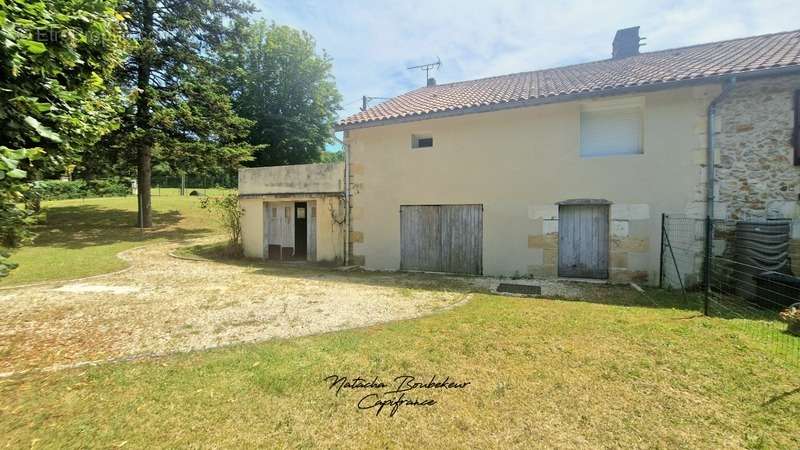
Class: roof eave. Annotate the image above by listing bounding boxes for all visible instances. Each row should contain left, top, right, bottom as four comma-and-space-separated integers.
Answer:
335, 64, 800, 132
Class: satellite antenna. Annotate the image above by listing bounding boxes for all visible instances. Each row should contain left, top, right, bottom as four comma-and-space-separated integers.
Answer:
407, 57, 441, 83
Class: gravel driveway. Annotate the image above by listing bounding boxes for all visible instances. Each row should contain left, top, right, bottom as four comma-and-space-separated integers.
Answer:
0, 242, 475, 375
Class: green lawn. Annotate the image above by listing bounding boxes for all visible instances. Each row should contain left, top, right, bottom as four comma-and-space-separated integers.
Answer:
1, 190, 225, 287
1, 290, 798, 448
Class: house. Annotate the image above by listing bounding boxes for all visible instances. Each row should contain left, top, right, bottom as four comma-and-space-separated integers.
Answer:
239, 27, 800, 285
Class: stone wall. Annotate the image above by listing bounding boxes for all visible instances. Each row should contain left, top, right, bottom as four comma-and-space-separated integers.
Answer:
716, 75, 800, 221
715, 74, 800, 274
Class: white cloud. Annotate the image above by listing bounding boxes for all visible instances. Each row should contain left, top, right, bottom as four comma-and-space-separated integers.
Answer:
256, 0, 800, 118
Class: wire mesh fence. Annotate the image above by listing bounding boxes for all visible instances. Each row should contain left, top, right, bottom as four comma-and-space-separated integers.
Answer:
705, 218, 800, 364
661, 215, 800, 365
150, 174, 237, 196
659, 214, 705, 291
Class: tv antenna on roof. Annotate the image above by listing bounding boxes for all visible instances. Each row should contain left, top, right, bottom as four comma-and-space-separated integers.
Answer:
360, 96, 390, 112
407, 57, 441, 82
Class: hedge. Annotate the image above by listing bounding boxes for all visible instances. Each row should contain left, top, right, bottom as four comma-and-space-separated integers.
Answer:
32, 178, 132, 200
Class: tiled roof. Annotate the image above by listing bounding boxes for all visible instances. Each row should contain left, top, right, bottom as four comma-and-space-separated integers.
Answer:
338, 29, 800, 129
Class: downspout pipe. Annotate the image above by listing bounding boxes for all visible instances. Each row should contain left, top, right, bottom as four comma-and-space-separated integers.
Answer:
704, 77, 735, 302
344, 139, 350, 266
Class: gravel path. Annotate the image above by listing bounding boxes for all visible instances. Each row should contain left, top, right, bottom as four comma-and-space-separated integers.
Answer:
0, 242, 474, 375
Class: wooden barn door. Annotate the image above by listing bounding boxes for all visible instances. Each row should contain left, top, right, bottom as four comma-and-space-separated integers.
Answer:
558, 204, 609, 279
400, 205, 482, 275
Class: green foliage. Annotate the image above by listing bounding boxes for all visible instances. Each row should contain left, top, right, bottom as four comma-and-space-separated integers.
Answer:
85, 0, 258, 179
200, 193, 244, 256
0, 146, 42, 276
319, 151, 344, 163
31, 178, 131, 200
230, 21, 342, 166
0, 0, 126, 275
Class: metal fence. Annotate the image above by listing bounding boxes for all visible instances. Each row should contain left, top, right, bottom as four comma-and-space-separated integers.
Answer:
705, 218, 800, 364
659, 214, 706, 291
150, 174, 237, 196
661, 214, 800, 365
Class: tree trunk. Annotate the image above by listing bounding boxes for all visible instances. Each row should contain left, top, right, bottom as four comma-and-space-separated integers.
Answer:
135, 0, 155, 228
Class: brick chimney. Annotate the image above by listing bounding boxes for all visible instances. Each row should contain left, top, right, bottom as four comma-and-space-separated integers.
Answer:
427, 77, 436, 87
612, 26, 641, 59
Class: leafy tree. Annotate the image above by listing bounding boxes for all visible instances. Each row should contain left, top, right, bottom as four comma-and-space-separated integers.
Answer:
319, 150, 344, 163
231, 21, 341, 167
0, 0, 126, 275
104, 0, 257, 227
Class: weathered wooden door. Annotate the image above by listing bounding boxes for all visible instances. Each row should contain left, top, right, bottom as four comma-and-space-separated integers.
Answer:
307, 202, 317, 261
400, 205, 482, 275
264, 201, 294, 260
558, 204, 609, 279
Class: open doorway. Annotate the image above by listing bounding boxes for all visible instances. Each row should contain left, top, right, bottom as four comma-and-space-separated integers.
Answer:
294, 202, 307, 259
263, 200, 316, 262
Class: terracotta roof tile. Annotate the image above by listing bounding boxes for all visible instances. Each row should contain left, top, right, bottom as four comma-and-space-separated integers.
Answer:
338, 30, 800, 128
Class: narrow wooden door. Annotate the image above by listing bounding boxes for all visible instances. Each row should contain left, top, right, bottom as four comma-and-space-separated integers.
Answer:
400, 205, 482, 275
558, 204, 609, 279
264, 202, 294, 260
307, 202, 317, 261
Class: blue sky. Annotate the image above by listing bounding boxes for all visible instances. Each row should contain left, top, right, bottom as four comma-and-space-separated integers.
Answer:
255, 0, 800, 151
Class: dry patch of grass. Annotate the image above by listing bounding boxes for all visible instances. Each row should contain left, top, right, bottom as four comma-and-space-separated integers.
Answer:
1, 290, 798, 448
0, 243, 472, 374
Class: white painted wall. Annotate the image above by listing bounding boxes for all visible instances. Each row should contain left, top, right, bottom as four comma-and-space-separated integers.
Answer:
346, 85, 718, 283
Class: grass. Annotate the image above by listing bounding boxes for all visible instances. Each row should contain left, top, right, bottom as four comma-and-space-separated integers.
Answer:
1, 290, 799, 448
0, 189, 226, 287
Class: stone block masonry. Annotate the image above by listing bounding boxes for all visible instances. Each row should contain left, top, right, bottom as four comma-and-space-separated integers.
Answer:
715, 75, 800, 221
713, 75, 800, 277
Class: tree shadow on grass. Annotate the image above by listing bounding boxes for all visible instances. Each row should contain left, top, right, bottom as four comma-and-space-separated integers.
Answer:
29, 205, 214, 249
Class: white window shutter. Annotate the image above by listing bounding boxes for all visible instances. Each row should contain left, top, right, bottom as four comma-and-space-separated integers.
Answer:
580, 105, 643, 157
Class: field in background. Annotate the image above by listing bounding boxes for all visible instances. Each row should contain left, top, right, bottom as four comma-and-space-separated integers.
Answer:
1, 190, 229, 287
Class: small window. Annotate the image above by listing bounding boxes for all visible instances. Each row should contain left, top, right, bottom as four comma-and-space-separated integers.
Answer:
297, 207, 306, 219
580, 99, 643, 157
412, 134, 433, 149
793, 90, 799, 165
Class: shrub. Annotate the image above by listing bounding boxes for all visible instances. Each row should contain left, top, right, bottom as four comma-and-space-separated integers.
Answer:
32, 180, 87, 200
86, 178, 131, 198
31, 178, 131, 201
200, 192, 243, 257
